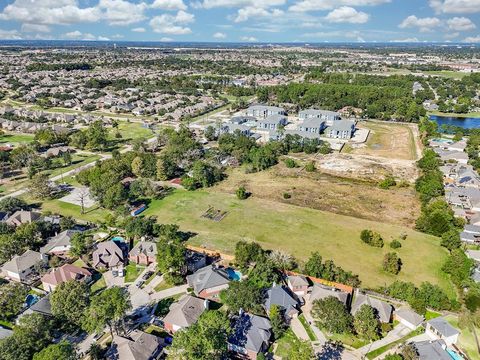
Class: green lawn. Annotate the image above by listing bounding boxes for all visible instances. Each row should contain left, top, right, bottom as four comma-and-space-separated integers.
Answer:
144, 190, 453, 294
445, 315, 480, 360
298, 314, 317, 341
44, 154, 100, 178
274, 329, 304, 359
429, 110, 480, 119
423, 70, 469, 80
124, 263, 145, 283
0, 132, 35, 145
90, 275, 106, 294
424, 310, 442, 320
32, 198, 111, 223
327, 332, 369, 349
109, 121, 155, 141
154, 280, 174, 292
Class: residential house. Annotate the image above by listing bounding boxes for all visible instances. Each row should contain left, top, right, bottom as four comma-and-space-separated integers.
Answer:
448, 140, 467, 152
413, 340, 452, 360
106, 330, 164, 360
325, 120, 356, 139
5, 210, 41, 227
257, 114, 287, 131
163, 295, 207, 333
351, 292, 393, 323
229, 115, 256, 125
45, 146, 72, 158
297, 117, 326, 136
246, 105, 285, 119
309, 283, 349, 307
92, 241, 126, 274
129, 241, 157, 266
433, 148, 469, 164
17, 294, 52, 323
40, 230, 79, 257
394, 308, 424, 330
228, 312, 272, 360
299, 109, 341, 126
186, 265, 230, 301
41, 264, 92, 292
287, 275, 309, 297
1, 250, 46, 283
264, 284, 300, 320
425, 317, 460, 346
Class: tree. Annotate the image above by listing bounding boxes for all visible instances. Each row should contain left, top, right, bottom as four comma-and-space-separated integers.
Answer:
353, 305, 380, 340
400, 343, 419, 360
304, 161, 316, 172
61, 151, 72, 166
390, 239, 402, 249
29, 173, 53, 199
442, 249, 474, 287
236, 186, 248, 200
383, 252, 402, 275
269, 304, 286, 339
131, 156, 143, 178
0, 197, 27, 214
234, 241, 264, 270
69, 232, 92, 258
82, 287, 131, 335
59, 216, 75, 231
156, 237, 186, 283
312, 296, 352, 334
441, 229, 461, 251
0, 282, 28, 320
167, 311, 231, 360
219, 280, 265, 314
204, 126, 217, 141
248, 259, 281, 288
287, 339, 314, 360
51, 281, 90, 326
86, 121, 108, 150
360, 229, 384, 248
33, 340, 75, 360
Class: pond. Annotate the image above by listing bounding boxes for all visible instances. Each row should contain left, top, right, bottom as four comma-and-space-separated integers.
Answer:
429, 114, 480, 129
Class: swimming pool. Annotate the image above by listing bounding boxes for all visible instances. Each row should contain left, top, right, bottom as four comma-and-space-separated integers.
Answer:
226, 268, 242, 281
431, 138, 453, 144
447, 348, 464, 360
25, 294, 39, 307
111, 236, 125, 242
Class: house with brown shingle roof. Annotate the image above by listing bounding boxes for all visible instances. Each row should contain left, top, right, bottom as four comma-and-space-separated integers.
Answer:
41, 264, 92, 292
5, 210, 41, 227
93, 241, 126, 272
163, 294, 207, 333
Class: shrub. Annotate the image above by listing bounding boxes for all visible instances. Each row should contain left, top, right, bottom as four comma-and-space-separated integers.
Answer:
236, 186, 249, 200
378, 176, 397, 189
390, 239, 402, 249
305, 161, 316, 172
284, 158, 297, 168
383, 252, 402, 275
360, 229, 384, 248
283, 192, 291, 199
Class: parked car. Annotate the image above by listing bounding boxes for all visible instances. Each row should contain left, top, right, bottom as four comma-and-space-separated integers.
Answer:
136, 280, 145, 288
142, 271, 154, 280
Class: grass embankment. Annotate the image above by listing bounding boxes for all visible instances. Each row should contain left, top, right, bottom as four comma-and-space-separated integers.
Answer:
144, 189, 453, 295
0, 133, 35, 145
429, 111, 480, 119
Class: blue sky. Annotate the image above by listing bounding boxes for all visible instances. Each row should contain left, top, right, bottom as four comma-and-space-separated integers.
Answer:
0, 0, 480, 43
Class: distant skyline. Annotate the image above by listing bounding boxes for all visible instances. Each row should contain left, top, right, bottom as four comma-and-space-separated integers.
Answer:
0, 0, 480, 44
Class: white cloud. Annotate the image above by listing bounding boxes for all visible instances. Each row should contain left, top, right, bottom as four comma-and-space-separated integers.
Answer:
213, 32, 227, 38
325, 6, 369, 24
198, 0, 285, 9
463, 35, 480, 43
0, 28, 22, 40
98, 0, 147, 26
160, 37, 173, 41
390, 37, 419, 42
447, 17, 476, 31
21, 24, 51, 33
0, 0, 99, 25
444, 32, 460, 39
399, 15, 441, 32
132, 27, 146, 32
151, 0, 187, 10
98, 36, 110, 40
289, 0, 389, 13
240, 36, 258, 41
234, 7, 283, 22
150, 10, 194, 34
64, 30, 96, 40
430, 0, 480, 14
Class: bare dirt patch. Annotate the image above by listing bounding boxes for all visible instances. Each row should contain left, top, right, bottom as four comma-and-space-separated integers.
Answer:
214, 164, 421, 227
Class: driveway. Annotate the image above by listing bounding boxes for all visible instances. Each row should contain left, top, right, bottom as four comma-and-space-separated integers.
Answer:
357, 323, 412, 355
103, 270, 124, 287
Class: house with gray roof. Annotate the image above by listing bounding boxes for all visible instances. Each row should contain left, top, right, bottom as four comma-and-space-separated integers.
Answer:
297, 117, 326, 136
163, 294, 207, 333
257, 114, 287, 131
186, 265, 230, 301
229, 115, 257, 125
325, 120, 356, 139
309, 284, 349, 307
299, 109, 341, 126
467, 249, 480, 263
351, 291, 393, 323
17, 294, 52, 323
40, 230, 79, 257
5, 210, 41, 227
106, 330, 164, 360
228, 312, 272, 360
246, 105, 285, 119
264, 284, 300, 320
0, 327, 13, 340
425, 317, 460, 346
394, 308, 424, 330
1, 250, 46, 283
413, 340, 452, 360
460, 231, 480, 244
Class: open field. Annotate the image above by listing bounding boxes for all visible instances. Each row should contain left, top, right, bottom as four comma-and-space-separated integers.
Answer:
346, 121, 419, 161
423, 70, 469, 80
214, 165, 420, 227
429, 110, 480, 119
0, 132, 35, 145
143, 189, 453, 295
110, 121, 155, 141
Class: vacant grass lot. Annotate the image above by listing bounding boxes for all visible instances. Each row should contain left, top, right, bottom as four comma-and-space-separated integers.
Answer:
350, 121, 418, 161
111, 122, 154, 141
144, 190, 453, 295
0, 132, 35, 145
